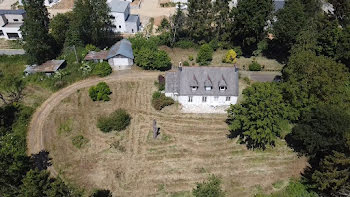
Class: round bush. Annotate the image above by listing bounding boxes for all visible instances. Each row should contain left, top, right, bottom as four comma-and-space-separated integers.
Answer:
97, 109, 131, 133
89, 82, 112, 101
249, 61, 262, 71
183, 61, 190, 66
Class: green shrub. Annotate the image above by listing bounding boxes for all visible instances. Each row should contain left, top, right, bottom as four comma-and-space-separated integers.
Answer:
197, 44, 213, 66
85, 44, 98, 52
174, 40, 198, 49
183, 61, 190, 66
188, 55, 194, 61
243, 77, 251, 85
97, 109, 131, 133
209, 39, 219, 51
71, 135, 89, 149
89, 82, 112, 101
152, 91, 174, 110
135, 48, 172, 71
90, 189, 112, 197
249, 60, 262, 71
93, 62, 112, 77
233, 46, 243, 57
192, 175, 225, 197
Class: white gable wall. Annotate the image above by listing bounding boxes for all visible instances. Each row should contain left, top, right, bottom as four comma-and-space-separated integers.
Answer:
111, 12, 127, 32
108, 57, 133, 70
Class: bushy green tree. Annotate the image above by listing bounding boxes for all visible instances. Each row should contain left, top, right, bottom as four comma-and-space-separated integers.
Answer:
228, 82, 296, 149
328, 0, 350, 26
192, 175, 225, 197
88, 82, 112, 101
21, 0, 56, 64
282, 51, 350, 118
97, 109, 131, 133
50, 12, 73, 49
233, 0, 273, 54
135, 48, 172, 71
90, 189, 112, 197
273, 0, 307, 52
93, 62, 112, 77
337, 25, 350, 68
197, 44, 213, 66
288, 105, 350, 159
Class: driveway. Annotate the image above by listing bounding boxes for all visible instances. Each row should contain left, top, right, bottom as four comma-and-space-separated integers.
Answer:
0, 0, 17, 9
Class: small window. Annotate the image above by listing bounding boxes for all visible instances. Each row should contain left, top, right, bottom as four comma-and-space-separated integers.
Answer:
205, 86, 212, 91
119, 25, 121, 28
202, 96, 207, 103
214, 96, 219, 101
132, 29, 134, 33
13, 19, 19, 22
226, 97, 231, 101
110, 15, 115, 19
0, 30, 3, 36
220, 86, 226, 91
191, 86, 198, 91
188, 96, 193, 102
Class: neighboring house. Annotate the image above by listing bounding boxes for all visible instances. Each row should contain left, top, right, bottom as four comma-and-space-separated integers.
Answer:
165, 66, 239, 112
108, 0, 141, 34
24, 60, 66, 76
18, 0, 61, 7
0, 9, 25, 40
84, 39, 134, 70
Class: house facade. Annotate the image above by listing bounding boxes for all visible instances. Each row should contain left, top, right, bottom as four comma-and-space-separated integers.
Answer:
0, 9, 25, 40
84, 39, 134, 70
165, 67, 239, 112
108, 0, 140, 34
18, 0, 61, 7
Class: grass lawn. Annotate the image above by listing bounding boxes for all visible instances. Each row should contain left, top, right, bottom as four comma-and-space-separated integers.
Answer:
44, 71, 306, 197
0, 38, 23, 49
161, 46, 284, 71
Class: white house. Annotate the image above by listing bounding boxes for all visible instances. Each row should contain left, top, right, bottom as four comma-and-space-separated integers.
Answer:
18, 0, 61, 7
0, 9, 25, 40
108, 0, 140, 34
84, 39, 134, 71
165, 66, 239, 113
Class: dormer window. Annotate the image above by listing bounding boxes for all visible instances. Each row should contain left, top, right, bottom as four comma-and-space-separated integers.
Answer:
219, 86, 227, 91
204, 75, 213, 91
205, 86, 212, 91
218, 75, 227, 92
190, 74, 199, 92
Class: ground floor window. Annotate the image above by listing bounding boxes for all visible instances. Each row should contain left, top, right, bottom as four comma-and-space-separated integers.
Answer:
7, 33, 19, 39
188, 96, 193, 102
202, 96, 207, 103
119, 25, 122, 28
0, 30, 3, 36
226, 96, 231, 101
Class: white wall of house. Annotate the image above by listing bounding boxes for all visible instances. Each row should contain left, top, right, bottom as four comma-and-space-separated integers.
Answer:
166, 93, 238, 107
19, 0, 60, 7
171, 0, 188, 3
125, 19, 139, 33
111, 12, 127, 32
4, 14, 24, 23
0, 25, 22, 40
108, 57, 133, 70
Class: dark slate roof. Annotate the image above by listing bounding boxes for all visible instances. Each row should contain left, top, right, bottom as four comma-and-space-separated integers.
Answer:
166, 67, 239, 96
108, 0, 129, 13
107, 39, 134, 59
0, 9, 25, 15
274, 0, 285, 11
126, 14, 139, 23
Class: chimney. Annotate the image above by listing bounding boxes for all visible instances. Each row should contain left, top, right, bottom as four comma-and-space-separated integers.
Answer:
178, 62, 182, 71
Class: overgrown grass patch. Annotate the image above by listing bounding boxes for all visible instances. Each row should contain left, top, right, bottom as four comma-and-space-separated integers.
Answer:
58, 118, 73, 135
71, 135, 89, 149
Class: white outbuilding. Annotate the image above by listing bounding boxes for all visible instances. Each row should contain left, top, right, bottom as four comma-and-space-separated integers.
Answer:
84, 39, 134, 71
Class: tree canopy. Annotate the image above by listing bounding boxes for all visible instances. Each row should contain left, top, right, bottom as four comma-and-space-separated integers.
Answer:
21, 0, 56, 64
228, 82, 296, 149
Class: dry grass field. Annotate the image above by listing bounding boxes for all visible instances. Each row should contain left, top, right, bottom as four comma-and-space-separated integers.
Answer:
42, 71, 305, 196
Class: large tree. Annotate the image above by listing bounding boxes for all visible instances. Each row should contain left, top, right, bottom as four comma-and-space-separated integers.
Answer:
233, 0, 273, 54
273, 0, 307, 52
65, 0, 113, 48
21, 0, 56, 64
187, 0, 214, 43
282, 51, 350, 118
328, 0, 350, 26
227, 82, 296, 149
337, 25, 350, 68
50, 12, 73, 50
